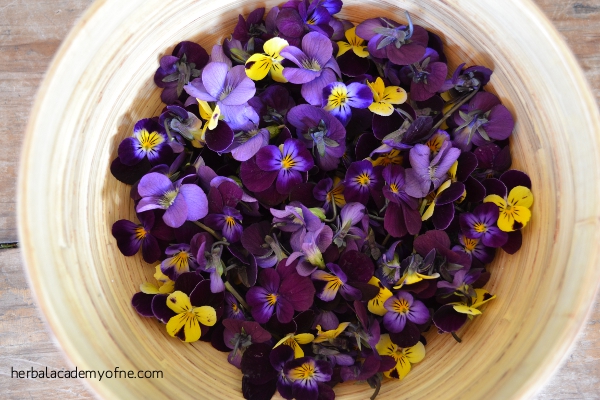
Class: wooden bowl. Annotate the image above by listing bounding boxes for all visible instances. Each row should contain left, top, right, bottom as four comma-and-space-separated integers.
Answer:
18, 0, 600, 398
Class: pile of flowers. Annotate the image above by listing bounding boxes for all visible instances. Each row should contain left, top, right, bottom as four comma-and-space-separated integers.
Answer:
111, 1, 534, 399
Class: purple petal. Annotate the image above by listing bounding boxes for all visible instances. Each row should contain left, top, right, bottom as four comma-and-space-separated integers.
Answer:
502, 230, 523, 254
151, 294, 175, 323
205, 121, 235, 152
240, 157, 278, 192
118, 137, 145, 166
346, 82, 373, 109
111, 220, 142, 256
231, 129, 269, 161
482, 226, 509, 248
302, 32, 333, 67
433, 304, 468, 333
436, 182, 465, 205
246, 287, 275, 323
162, 195, 188, 228
283, 66, 321, 84
179, 184, 208, 221
279, 273, 315, 311
276, 169, 303, 194
383, 308, 407, 333
256, 145, 283, 171
500, 170, 532, 191
276, 296, 295, 323
138, 172, 174, 197
140, 234, 161, 264
482, 178, 507, 198
131, 292, 155, 317
201, 62, 229, 99
222, 65, 256, 105
301, 68, 337, 106
384, 202, 408, 238
432, 203, 455, 230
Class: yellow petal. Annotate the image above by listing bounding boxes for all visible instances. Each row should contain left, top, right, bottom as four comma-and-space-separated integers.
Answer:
437, 179, 452, 195
352, 45, 369, 58
404, 341, 426, 363
166, 291, 192, 314
166, 313, 187, 338
154, 265, 171, 284
270, 62, 287, 83
472, 289, 496, 309
336, 41, 353, 57
483, 194, 507, 210
367, 77, 385, 102
369, 101, 394, 116
453, 304, 483, 316
375, 333, 396, 357
140, 282, 160, 294
368, 277, 393, 316
382, 86, 407, 105
294, 333, 315, 345
388, 355, 412, 380
193, 305, 217, 327
208, 104, 220, 130
421, 201, 435, 221
197, 100, 213, 121
508, 186, 534, 208
448, 160, 458, 181
182, 315, 202, 342
158, 280, 175, 294
245, 53, 273, 81
263, 37, 289, 59
511, 205, 532, 227
497, 210, 516, 232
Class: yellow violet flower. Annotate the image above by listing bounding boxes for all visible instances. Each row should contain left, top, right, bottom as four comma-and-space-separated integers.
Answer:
367, 276, 393, 316
483, 185, 533, 232
313, 322, 350, 343
450, 288, 496, 319
245, 37, 289, 82
273, 332, 315, 358
336, 27, 369, 58
376, 334, 426, 380
367, 77, 407, 116
140, 265, 175, 295
190, 99, 221, 148
165, 291, 217, 342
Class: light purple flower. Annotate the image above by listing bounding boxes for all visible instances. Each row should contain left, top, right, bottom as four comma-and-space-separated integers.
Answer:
383, 291, 429, 333
459, 203, 508, 248
136, 173, 208, 228
404, 141, 461, 198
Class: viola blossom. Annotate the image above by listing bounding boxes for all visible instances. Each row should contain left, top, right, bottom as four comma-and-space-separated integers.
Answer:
332, 202, 366, 248
421, 179, 465, 230
193, 234, 227, 293
136, 173, 208, 229
164, 291, 217, 343
382, 164, 422, 238
241, 138, 315, 195
283, 0, 340, 37
270, 203, 323, 249
288, 222, 334, 276
311, 263, 362, 301
223, 318, 272, 368
393, 252, 439, 289
118, 119, 173, 167
203, 206, 244, 243
432, 289, 496, 333
437, 268, 487, 297
484, 185, 534, 232
111, 210, 173, 264
459, 203, 508, 248
284, 357, 333, 400
160, 243, 198, 280
322, 81, 372, 126
452, 235, 495, 265
366, 77, 407, 117
376, 240, 406, 287
248, 84, 295, 127
232, 7, 267, 45
184, 62, 256, 129
344, 160, 384, 205
288, 104, 346, 171
336, 26, 370, 76
450, 91, 515, 151
404, 141, 461, 198
375, 334, 426, 380
367, 277, 393, 316
399, 48, 448, 101
355, 13, 429, 65
185, 100, 235, 152
280, 32, 341, 106
382, 291, 429, 333
313, 176, 346, 213
241, 222, 286, 268
313, 322, 351, 344
131, 266, 176, 317
246, 267, 315, 324
473, 143, 511, 179
154, 41, 208, 104
245, 37, 289, 82
442, 63, 493, 95
224, 292, 245, 320
273, 332, 316, 359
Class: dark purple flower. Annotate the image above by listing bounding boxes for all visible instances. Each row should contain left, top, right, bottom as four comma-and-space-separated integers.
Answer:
241, 343, 278, 399
136, 173, 208, 228
223, 318, 272, 368
322, 81, 372, 126
383, 291, 429, 333
246, 266, 315, 323
421, 180, 465, 230
451, 92, 515, 151
281, 32, 341, 105
154, 41, 208, 104
382, 164, 422, 237
118, 119, 173, 167
459, 203, 508, 248
343, 160, 383, 205
158, 105, 203, 144
442, 63, 493, 94
111, 210, 173, 264
288, 104, 346, 171
437, 268, 484, 297
270, 345, 295, 399
241, 222, 286, 268
473, 143, 511, 179
400, 48, 448, 101
224, 292, 245, 320
284, 357, 333, 400
355, 14, 428, 65
311, 262, 362, 301
242, 138, 314, 195
233, 8, 267, 44
160, 243, 198, 280
452, 235, 495, 265
204, 206, 244, 243
404, 141, 461, 198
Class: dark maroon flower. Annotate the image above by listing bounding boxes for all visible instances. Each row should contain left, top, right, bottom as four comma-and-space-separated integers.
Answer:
204, 206, 244, 243
284, 357, 333, 400
233, 8, 267, 44
223, 318, 272, 368
382, 164, 422, 237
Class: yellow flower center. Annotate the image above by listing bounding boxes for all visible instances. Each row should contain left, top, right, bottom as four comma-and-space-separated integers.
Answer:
474, 222, 487, 233
171, 251, 190, 271
134, 226, 147, 240
138, 130, 164, 152
390, 183, 400, 194
464, 237, 479, 252
224, 216, 236, 227
266, 293, 278, 306
232, 303, 238, 312
281, 154, 296, 170
328, 87, 348, 108
391, 298, 410, 314
355, 172, 371, 187
290, 363, 315, 380
160, 190, 178, 208
301, 58, 321, 71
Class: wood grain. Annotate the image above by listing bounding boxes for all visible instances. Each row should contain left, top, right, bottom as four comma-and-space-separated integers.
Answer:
2, 0, 600, 399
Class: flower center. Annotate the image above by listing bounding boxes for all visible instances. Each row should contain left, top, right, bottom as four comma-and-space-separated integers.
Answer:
266, 293, 278, 306
464, 237, 478, 252
301, 58, 321, 72
329, 88, 348, 107
134, 226, 147, 240
290, 363, 315, 380
355, 172, 371, 187
390, 183, 400, 194
391, 298, 410, 314
281, 154, 296, 170
219, 85, 234, 101
159, 190, 179, 208
138, 130, 164, 153
474, 222, 487, 233
224, 215, 236, 227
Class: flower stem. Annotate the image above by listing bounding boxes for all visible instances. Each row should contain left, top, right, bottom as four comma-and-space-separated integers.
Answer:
192, 221, 223, 241
225, 281, 249, 310
368, 213, 384, 221
382, 234, 391, 247
451, 332, 463, 343
324, 199, 338, 223
370, 378, 381, 400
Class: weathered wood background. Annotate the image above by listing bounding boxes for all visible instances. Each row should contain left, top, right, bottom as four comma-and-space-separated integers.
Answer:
0, 0, 598, 398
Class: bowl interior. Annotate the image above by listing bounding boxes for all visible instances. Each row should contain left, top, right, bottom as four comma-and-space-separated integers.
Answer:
19, 0, 600, 399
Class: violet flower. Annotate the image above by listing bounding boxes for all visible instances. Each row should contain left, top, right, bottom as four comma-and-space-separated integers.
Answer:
382, 164, 422, 237
311, 262, 362, 301
404, 141, 461, 198
136, 173, 208, 228
343, 160, 383, 205
383, 291, 429, 333
281, 32, 341, 105
452, 235, 495, 266
322, 81, 372, 126
118, 119, 173, 167
288, 104, 346, 171
287, 223, 334, 276
246, 266, 315, 323
233, 7, 267, 45
270, 345, 295, 400
154, 41, 208, 104
355, 14, 428, 65
399, 48, 448, 101
241, 138, 315, 195
241, 222, 286, 268
184, 62, 256, 129
223, 318, 272, 368
459, 203, 508, 248
284, 357, 333, 400
204, 206, 244, 243
224, 292, 245, 320
160, 243, 198, 280
332, 202, 366, 247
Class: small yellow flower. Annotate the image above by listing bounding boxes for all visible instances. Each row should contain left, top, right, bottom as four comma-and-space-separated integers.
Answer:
450, 289, 496, 320
367, 77, 407, 116
367, 277, 393, 316
337, 27, 369, 58
140, 265, 175, 295
273, 332, 315, 358
165, 291, 217, 342
484, 186, 533, 232
326, 176, 346, 208
313, 323, 350, 343
376, 334, 425, 380
245, 37, 289, 82
190, 100, 221, 148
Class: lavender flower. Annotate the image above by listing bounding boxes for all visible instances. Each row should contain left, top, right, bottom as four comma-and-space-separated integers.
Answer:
404, 141, 461, 198
322, 81, 372, 126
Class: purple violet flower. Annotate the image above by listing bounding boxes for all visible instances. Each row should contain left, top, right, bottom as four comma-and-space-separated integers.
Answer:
287, 104, 346, 171
399, 48, 448, 101
281, 32, 341, 105
382, 164, 422, 237
118, 119, 173, 167
160, 243, 198, 280
203, 206, 244, 243
224, 292, 245, 320
332, 202, 366, 248
136, 173, 208, 228
459, 203, 508, 248
241, 138, 315, 195
284, 357, 333, 400
383, 291, 429, 333
322, 81, 372, 126
343, 160, 383, 205
404, 141, 461, 198
223, 318, 272, 368
246, 266, 315, 323
452, 235, 495, 265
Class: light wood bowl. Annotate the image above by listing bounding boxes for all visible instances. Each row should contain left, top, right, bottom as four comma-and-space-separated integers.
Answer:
18, 0, 600, 399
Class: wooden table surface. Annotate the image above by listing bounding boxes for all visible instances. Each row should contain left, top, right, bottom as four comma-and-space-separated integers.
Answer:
0, 0, 598, 398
